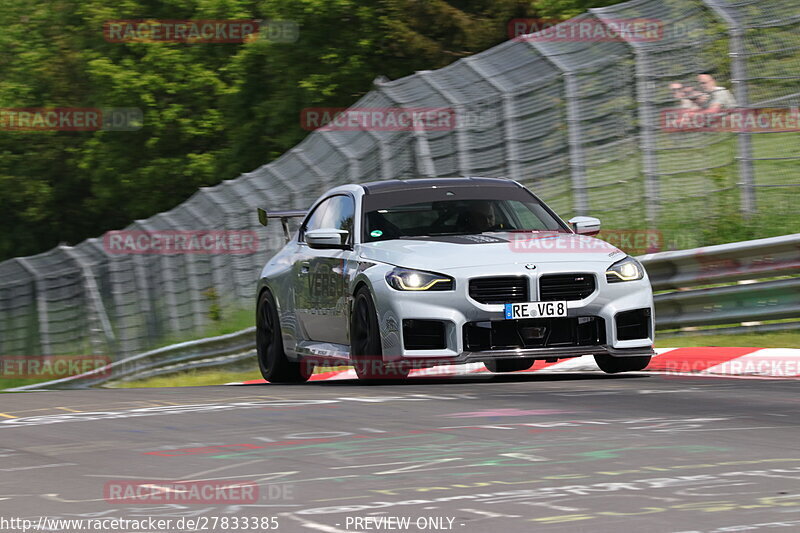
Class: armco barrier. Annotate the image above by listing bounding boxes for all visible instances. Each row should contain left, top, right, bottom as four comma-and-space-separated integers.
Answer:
9, 234, 798, 391
8, 327, 255, 390
641, 233, 800, 330
640, 233, 800, 290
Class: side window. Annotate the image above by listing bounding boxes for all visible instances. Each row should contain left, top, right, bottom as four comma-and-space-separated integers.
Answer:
301, 198, 332, 240
321, 195, 355, 241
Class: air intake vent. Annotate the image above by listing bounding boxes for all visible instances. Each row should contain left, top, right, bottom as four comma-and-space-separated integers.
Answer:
403, 320, 447, 350
469, 277, 528, 305
615, 308, 651, 341
539, 274, 596, 301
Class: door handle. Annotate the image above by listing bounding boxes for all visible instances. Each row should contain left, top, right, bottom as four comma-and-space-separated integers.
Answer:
300, 262, 310, 274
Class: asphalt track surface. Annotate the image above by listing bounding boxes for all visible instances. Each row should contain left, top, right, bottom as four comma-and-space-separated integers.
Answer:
1, 372, 798, 533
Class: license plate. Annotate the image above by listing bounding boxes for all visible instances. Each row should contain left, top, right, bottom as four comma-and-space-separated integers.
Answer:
504, 301, 567, 319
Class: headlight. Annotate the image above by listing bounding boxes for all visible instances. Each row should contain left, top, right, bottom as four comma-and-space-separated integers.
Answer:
386, 267, 454, 291
606, 256, 644, 282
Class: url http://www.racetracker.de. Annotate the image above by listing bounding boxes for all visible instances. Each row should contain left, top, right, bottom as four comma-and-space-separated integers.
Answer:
0, 515, 466, 532
0, 516, 280, 532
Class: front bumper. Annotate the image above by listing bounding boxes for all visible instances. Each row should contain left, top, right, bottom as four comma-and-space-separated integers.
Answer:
368, 261, 655, 363
458, 345, 654, 363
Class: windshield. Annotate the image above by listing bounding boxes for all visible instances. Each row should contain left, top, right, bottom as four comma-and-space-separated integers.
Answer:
364, 197, 567, 242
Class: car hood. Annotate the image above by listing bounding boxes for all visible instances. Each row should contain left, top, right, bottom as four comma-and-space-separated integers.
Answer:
358, 232, 624, 271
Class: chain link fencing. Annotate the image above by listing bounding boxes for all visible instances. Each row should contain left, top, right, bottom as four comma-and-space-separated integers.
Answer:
0, 0, 797, 359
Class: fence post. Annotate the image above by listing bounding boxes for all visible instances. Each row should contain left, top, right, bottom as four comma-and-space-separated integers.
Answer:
417, 71, 470, 176
529, 41, 589, 216
184, 201, 233, 310
634, 50, 660, 225
702, 0, 755, 216
321, 131, 361, 183
364, 128, 395, 180
374, 81, 437, 178
561, 72, 589, 215
463, 56, 521, 181
367, 78, 400, 179
136, 219, 183, 335
59, 245, 116, 356
589, 7, 659, 226
293, 146, 332, 194
195, 187, 254, 304
730, 28, 755, 216
159, 213, 206, 332
263, 165, 302, 209
14, 258, 49, 356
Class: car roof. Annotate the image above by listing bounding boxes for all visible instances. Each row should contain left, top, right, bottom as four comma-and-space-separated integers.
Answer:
360, 177, 520, 194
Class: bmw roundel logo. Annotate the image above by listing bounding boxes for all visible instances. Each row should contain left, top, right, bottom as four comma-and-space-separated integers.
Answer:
524, 263, 536, 270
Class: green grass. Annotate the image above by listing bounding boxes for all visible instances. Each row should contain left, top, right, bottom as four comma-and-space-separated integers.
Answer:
656, 330, 800, 349
111, 368, 263, 388
148, 307, 254, 350
0, 377, 54, 390
573, 129, 800, 254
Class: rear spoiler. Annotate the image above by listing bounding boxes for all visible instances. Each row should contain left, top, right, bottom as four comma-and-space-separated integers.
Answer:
257, 208, 306, 242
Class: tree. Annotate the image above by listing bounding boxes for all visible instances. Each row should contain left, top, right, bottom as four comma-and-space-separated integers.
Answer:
0, 0, 624, 261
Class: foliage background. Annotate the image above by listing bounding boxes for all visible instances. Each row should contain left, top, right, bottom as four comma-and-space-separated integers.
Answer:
0, 0, 628, 261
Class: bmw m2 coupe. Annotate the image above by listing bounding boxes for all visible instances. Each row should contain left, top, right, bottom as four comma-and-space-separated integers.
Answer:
255, 177, 654, 382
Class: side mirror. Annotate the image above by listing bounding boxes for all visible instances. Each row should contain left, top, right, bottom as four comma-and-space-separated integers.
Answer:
305, 228, 350, 250
257, 208, 268, 227
568, 216, 601, 236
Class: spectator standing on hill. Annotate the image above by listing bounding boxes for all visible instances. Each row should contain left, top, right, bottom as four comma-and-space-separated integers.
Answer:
669, 82, 700, 110
697, 74, 737, 111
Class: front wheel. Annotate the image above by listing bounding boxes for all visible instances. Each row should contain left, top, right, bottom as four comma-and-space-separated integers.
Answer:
485, 358, 535, 373
257, 290, 311, 383
350, 287, 409, 380
594, 354, 651, 374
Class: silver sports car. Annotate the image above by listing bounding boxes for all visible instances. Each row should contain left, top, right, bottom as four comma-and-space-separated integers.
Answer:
255, 177, 655, 382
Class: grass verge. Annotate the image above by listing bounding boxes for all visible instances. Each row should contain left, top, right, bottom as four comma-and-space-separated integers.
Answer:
655, 330, 800, 349
111, 368, 263, 389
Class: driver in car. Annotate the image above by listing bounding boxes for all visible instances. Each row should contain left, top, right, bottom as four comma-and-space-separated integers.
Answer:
462, 201, 498, 233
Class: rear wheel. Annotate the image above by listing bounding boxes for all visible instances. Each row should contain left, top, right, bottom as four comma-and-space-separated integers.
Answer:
594, 354, 651, 374
351, 287, 409, 380
257, 290, 311, 383
485, 358, 535, 373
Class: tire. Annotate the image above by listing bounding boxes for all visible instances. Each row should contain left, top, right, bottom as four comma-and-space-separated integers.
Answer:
350, 287, 410, 380
485, 358, 535, 373
594, 354, 652, 374
256, 290, 312, 383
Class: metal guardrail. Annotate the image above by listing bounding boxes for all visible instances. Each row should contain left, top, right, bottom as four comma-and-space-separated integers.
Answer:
8, 327, 255, 391
654, 278, 800, 330
641, 233, 800, 331
640, 234, 800, 291
8, 234, 799, 390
